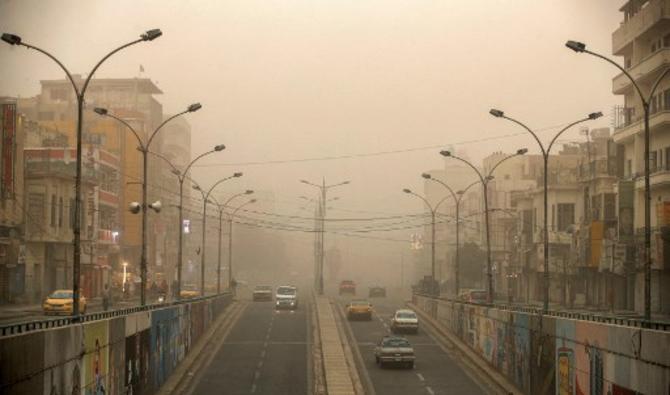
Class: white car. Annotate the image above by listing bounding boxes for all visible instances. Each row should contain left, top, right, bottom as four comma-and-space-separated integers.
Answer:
275, 285, 298, 310
391, 309, 419, 334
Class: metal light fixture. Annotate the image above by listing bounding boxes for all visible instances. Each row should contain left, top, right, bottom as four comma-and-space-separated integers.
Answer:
93, 107, 108, 116
187, 103, 202, 112
214, 144, 225, 151
141, 29, 163, 41
489, 109, 504, 118
1, 33, 21, 45
565, 40, 586, 53
233, 172, 243, 177
439, 150, 452, 157
421, 173, 432, 179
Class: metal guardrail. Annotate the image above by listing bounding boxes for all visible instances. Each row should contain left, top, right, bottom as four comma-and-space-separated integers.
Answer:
414, 293, 670, 331
0, 293, 231, 338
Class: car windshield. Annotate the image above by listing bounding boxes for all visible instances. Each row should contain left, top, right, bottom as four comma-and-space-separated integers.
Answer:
277, 287, 296, 295
396, 312, 416, 319
255, 286, 272, 291
351, 301, 370, 306
49, 291, 72, 299
183, 285, 197, 291
382, 337, 411, 348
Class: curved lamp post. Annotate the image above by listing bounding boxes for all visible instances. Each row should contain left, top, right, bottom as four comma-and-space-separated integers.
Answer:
422, 175, 480, 296
193, 173, 243, 296
93, 104, 203, 305
440, 148, 528, 303
402, 188, 449, 294
2, 29, 162, 316
565, 40, 667, 322
146, 146, 225, 298
489, 109, 601, 311
300, 179, 350, 295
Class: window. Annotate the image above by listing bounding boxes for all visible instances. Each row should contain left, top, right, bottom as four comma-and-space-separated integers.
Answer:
664, 33, 670, 48
27, 193, 45, 234
666, 147, 670, 170
626, 159, 632, 177
592, 195, 602, 221
650, 151, 658, 172
625, 58, 632, 69
557, 203, 575, 232
58, 197, 63, 227
50, 195, 56, 227
551, 205, 556, 231
604, 194, 616, 221
50, 88, 68, 101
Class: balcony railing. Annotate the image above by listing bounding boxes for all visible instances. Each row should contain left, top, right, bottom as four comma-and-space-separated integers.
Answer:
612, 0, 670, 55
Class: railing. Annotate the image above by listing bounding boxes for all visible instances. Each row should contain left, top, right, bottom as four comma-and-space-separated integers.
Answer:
415, 292, 670, 331
0, 292, 231, 337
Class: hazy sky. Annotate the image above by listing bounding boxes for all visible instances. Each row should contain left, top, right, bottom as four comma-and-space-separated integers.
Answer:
0, 0, 624, 267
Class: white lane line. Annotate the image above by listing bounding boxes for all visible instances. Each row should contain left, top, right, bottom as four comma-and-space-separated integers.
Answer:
250, 383, 257, 393
257, 360, 264, 369
254, 371, 261, 380
426, 386, 435, 395
260, 349, 266, 358
416, 373, 425, 382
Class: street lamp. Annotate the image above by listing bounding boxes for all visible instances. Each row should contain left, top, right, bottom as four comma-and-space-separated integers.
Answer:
141, 146, 225, 299
489, 108, 601, 312
193, 173, 243, 296
440, 148, 527, 303
2, 29, 162, 316
565, 40, 668, 322
402, 188, 449, 294
93, 104, 204, 306
422, 174, 481, 296
227, 195, 256, 294
300, 179, 350, 294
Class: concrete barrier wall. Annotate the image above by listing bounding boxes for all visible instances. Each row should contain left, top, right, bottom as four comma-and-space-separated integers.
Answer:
413, 294, 670, 395
0, 294, 232, 395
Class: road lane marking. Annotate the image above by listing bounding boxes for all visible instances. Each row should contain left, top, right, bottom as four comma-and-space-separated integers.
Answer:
250, 383, 256, 393
416, 373, 425, 381
426, 386, 435, 395
257, 360, 263, 369
260, 350, 266, 358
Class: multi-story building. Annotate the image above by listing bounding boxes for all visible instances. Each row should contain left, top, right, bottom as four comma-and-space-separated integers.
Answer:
0, 98, 24, 303
612, 0, 670, 313
23, 142, 120, 302
20, 76, 165, 292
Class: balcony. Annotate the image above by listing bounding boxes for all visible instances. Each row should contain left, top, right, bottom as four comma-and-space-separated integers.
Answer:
634, 167, 670, 189
612, 0, 670, 55
98, 229, 119, 245
612, 109, 670, 143
612, 48, 670, 94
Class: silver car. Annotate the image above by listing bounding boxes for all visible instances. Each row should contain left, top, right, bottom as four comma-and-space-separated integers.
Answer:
391, 309, 419, 334
374, 335, 415, 369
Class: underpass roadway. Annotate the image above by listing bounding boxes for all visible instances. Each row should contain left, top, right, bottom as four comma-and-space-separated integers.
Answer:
334, 294, 498, 395
164, 295, 312, 395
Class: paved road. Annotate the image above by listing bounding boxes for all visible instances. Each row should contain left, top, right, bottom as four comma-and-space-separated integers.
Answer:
191, 299, 311, 395
338, 295, 487, 395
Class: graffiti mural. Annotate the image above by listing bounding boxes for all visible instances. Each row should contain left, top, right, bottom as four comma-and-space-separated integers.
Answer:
82, 321, 109, 395
43, 326, 82, 395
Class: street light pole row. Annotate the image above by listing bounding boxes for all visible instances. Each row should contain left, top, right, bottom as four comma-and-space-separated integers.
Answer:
2, 29, 162, 316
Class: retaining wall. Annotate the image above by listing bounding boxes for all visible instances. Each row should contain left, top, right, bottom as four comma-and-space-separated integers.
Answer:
413, 294, 670, 395
0, 294, 232, 394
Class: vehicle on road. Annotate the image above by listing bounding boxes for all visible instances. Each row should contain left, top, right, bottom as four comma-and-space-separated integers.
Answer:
275, 285, 298, 310
374, 335, 415, 369
346, 299, 373, 320
43, 290, 87, 315
253, 285, 273, 301
180, 284, 200, 299
459, 289, 488, 304
339, 280, 356, 295
391, 309, 419, 334
368, 286, 386, 297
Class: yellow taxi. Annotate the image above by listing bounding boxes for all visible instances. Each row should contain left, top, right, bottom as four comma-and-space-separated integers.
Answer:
43, 290, 87, 315
180, 284, 200, 299
346, 299, 373, 321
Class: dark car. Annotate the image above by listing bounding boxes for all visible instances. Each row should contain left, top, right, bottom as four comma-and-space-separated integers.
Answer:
253, 285, 273, 301
368, 286, 386, 297
339, 280, 356, 295
374, 335, 415, 369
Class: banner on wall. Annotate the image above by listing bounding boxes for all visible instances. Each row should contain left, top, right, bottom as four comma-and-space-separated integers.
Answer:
0, 101, 16, 199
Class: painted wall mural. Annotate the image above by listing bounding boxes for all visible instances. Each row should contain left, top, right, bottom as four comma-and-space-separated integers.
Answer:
0, 294, 232, 395
416, 295, 669, 395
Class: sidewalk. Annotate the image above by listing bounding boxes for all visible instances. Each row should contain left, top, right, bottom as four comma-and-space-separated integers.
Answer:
0, 296, 141, 321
